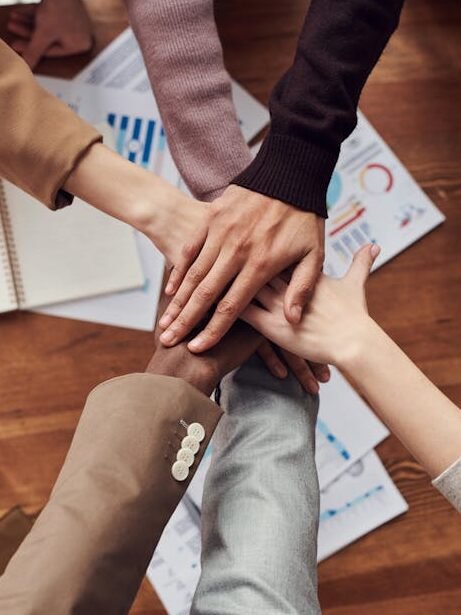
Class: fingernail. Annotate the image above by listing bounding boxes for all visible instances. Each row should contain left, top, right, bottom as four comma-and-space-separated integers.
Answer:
159, 314, 173, 329
309, 382, 320, 394
160, 330, 176, 345
370, 244, 381, 258
165, 282, 174, 295
276, 367, 288, 379
319, 370, 330, 383
188, 336, 206, 352
291, 305, 302, 322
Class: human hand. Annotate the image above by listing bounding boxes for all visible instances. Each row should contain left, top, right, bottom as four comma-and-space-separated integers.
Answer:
7, 0, 93, 69
257, 341, 330, 394
241, 244, 380, 367
159, 185, 325, 352
146, 292, 263, 396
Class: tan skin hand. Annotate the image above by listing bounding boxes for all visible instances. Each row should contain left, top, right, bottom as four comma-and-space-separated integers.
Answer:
159, 185, 325, 354
7, 0, 93, 70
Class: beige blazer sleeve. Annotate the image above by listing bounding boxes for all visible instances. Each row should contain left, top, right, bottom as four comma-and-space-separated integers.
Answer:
0, 373, 222, 615
0, 39, 101, 209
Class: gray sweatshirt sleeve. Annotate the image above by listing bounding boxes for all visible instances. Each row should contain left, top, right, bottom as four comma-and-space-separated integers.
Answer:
432, 457, 461, 513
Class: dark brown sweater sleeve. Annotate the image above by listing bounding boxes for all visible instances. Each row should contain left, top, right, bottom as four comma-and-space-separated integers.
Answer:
233, 0, 404, 217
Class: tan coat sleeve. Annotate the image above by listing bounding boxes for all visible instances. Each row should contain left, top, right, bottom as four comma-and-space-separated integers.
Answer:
0, 373, 222, 615
0, 40, 101, 209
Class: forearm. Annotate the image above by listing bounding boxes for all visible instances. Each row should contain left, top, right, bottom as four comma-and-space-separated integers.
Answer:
125, 0, 252, 201
340, 319, 461, 478
64, 143, 174, 231
234, 0, 404, 216
0, 374, 221, 614
0, 39, 101, 209
193, 356, 321, 614
64, 142, 201, 261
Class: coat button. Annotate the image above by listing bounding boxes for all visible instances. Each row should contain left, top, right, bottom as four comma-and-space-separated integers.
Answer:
172, 460, 189, 482
181, 435, 200, 455
187, 422, 205, 442
177, 447, 195, 467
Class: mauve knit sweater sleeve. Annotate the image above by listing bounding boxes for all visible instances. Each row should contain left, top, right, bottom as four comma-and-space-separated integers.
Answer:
234, 0, 404, 217
127, 0, 403, 215
125, 0, 252, 203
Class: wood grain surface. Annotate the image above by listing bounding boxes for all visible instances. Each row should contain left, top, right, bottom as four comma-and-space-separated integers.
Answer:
0, 0, 460, 613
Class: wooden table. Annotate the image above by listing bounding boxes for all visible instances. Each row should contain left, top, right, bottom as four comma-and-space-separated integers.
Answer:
1, 0, 460, 613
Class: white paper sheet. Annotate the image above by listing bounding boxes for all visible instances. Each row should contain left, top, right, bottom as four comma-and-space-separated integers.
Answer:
148, 450, 407, 614
317, 450, 408, 561
316, 367, 389, 489
36, 232, 164, 330
324, 112, 445, 278
146, 501, 202, 615
75, 27, 270, 142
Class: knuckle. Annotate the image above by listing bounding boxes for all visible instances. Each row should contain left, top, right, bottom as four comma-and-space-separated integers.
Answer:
173, 314, 191, 330
195, 284, 214, 302
203, 325, 220, 343
181, 243, 197, 260
250, 255, 268, 274
208, 206, 220, 223
170, 298, 184, 311
186, 266, 205, 284
217, 299, 238, 317
230, 238, 245, 256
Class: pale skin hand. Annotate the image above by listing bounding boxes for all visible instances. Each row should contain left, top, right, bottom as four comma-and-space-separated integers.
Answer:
64, 142, 207, 266
243, 244, 461, 480
8, 0, 93, 70
159, 185, 325, 353
241, 243, 381, 366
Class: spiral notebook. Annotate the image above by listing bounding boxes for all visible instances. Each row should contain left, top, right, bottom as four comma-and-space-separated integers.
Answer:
0, 178, 144, 314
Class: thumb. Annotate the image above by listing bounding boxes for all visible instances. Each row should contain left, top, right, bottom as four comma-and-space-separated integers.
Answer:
21, 30, 54, 69
346, 244, 380, 287
284, 250, 323, 324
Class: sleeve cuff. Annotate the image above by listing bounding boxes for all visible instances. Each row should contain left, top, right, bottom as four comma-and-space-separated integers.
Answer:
50, 133, 102, 211
432, 456, 461, 513
232, 132, 339, 218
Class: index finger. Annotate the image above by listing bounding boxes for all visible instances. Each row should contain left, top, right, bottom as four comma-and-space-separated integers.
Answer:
187, 265, 269, 353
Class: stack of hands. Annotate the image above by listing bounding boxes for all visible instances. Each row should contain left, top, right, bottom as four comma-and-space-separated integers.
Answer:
149, 241, 380, 398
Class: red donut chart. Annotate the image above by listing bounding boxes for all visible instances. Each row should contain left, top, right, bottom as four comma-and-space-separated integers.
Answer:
359, 163, 394, 194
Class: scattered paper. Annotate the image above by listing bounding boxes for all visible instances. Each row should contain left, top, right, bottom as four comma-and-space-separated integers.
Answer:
36, 233, 164, 330
148, 450, 407, 614
317, 450, 408, 561
324, 112, 445, 278
36, 76, 180, 184
316, 367, 389, 489
75, 27, 270, 142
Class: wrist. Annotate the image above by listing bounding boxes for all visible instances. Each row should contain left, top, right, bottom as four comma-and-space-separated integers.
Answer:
64, 143, 167, 233
334, 316, 381, 373
145, 355, 218, 397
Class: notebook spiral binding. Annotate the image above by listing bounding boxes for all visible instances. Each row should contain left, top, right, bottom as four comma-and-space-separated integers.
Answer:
0, 181, 25, 307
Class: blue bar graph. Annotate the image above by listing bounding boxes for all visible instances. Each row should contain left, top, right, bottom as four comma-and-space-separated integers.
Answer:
106, 113, 157, 169
142, 119, 155, 168
320, 485, 384, 523
317, 419, 350, 461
